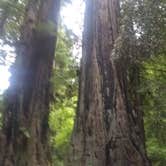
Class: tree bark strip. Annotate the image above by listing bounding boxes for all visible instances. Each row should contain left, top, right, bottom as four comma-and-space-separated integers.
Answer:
68, 0, 150, 165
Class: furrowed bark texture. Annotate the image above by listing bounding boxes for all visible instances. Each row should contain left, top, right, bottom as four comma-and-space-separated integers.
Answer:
69, 0, 150, 166
0, 0, 60, 165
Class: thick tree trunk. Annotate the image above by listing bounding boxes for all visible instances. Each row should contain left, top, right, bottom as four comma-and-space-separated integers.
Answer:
68, 0, 150, 165
0, 0, 60, 165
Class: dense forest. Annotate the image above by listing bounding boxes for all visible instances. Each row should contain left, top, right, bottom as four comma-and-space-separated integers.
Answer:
0, 0, 165, 166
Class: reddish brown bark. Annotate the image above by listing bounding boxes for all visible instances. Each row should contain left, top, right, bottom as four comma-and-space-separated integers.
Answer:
68, 0, 150, 165
0, 0, 60, 165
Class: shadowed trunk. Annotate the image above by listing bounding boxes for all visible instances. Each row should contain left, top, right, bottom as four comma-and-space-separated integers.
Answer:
0, 0, 60, 165
68, 0, 150, 165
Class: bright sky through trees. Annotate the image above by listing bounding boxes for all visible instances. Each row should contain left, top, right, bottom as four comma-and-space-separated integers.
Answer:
0, 65, 11, 94
61, 0, 85, 60
61, 0, 84, 37
0, 0, 84, 93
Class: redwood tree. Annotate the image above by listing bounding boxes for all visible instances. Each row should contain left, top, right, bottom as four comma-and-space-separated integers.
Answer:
0, 0, 60, 165
69, 0, 150, 165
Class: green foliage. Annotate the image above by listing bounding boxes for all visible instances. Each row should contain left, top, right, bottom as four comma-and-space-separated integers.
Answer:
36, 21, 57, 36
49, 26, 78, 165
141, 55, 166, 166
49, 98, 76, 165
147, 138, 166, 166
0, 95, 5, 129
0, 0, 26, 65
134, 0, 166, 56
0, 0, 26, 41
51, 27, 78, 102
120, 1, 166, 165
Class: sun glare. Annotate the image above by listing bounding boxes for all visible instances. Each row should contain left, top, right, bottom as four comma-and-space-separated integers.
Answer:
61, 0, 85, 37
0, 0, 85, 93
0, 65, 11, 94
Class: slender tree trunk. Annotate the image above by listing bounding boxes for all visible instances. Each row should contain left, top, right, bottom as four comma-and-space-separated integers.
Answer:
68, 0, 150, 165
0, 0, 60, 165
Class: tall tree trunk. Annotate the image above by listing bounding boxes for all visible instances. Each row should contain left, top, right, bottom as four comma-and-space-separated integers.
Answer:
68, 0, 150, 165
0, 0, 60, 165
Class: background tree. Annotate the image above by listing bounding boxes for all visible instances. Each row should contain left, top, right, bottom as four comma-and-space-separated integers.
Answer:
121, 1, 166, 165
